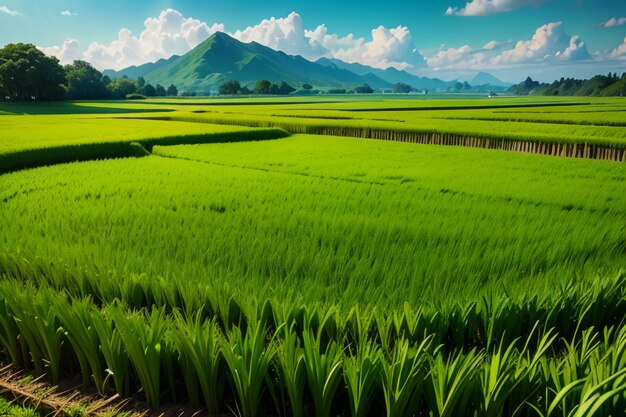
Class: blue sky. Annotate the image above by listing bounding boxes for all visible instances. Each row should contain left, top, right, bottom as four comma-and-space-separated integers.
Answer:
1, 0, 625, 81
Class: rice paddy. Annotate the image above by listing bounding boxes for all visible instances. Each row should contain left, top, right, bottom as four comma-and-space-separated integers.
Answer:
0, 96, 625, 416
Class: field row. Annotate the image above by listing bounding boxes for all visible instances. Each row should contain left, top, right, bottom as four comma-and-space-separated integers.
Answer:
2, 147, 624, 308
0, 279, 625, 417
2, 98, 625, 169
0, 116, 288, 173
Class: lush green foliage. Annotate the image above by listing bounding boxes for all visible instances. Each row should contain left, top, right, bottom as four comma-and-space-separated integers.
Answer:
2, 137, 624, 308
0, 43, 66, 101
510, 73, 626, 97
0, 96, 624, 415
64, 60, 110, 100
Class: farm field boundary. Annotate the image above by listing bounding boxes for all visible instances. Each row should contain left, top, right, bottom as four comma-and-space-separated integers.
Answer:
0, 128, 289, 174
137, 115, 626, 162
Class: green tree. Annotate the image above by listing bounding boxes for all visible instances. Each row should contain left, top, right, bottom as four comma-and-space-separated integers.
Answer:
64, 60, 109, 100
137, 76, 146, 88
219, 80, 241, 95
107, 78, 138, 99
155, 84, 166, 97
166, 84, 178, 96
0, 43, 66, 101
254, 79, 272, 94
141, 83, 156, 97
392, 82, 412, 93
276, 81, 295, 95
302, 83, 313, 90
354, 84, 373, 94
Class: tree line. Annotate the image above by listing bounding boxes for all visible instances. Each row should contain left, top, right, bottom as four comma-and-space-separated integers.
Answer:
0, 43, 179, 101
219, 79, 298, 96
219, 79, 379, 96
509, 73, 626, 96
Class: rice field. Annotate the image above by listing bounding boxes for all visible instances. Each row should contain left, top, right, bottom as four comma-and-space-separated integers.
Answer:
0, 96, 625, 416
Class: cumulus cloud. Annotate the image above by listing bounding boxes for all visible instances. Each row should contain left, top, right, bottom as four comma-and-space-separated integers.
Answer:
230, 12, 426, 71
492, 22, 589, 64
39, 39, 82, 64
307, 24, 426, 70
83, 8, 224, 70
447, 0, 547, 17
421, 21, 590, 73
595, 17, 626, 28
231, 12, 327, 59
0, 5, 22, 16
61, 10, 77, 17
610, 37, 626, 59
426, 45, 472, 68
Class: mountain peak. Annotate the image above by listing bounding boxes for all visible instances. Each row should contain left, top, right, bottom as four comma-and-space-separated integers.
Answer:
469, 71, 511, 87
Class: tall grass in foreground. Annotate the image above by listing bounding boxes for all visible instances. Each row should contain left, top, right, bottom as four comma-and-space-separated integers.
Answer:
0, 279, 624, 416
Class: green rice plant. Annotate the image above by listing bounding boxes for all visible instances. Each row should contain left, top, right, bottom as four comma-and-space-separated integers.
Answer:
302, 329, 344, 417
344, 306, 372, 346
221, 321, 278, 417
0, 289, 21, 365
426, 349, 483, 417
343, 339, 382, 417
90, 308, 129, 396
8, 288, 65, 383
111, 307, 167, 406
171, 310, 224, 415
275, 326, 307, 417
479, 337, 526, 417
57, 297, 106, 392
530, 367, 626, 417
380, 337, 432, 417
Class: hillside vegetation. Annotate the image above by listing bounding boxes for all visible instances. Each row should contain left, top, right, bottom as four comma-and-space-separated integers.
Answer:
510, 73, 626, 96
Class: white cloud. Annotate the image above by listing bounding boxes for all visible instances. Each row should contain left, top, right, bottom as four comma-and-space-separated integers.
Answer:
427, 45, 472, 68
610, 37, 626, 59
307, 24, 426, 70
83, 8, 224, 70
595, 17, 626, 28
61, 10, 77, 17
231, 12, 327, 59
421, 21, 590, 75
492, 22, 589, 64
447, 0, 547, 17
305, 24, 358, 53
230, 12, 426, 71
483, 40, 497, 50
0, 5, 22, 16
39, 39, 82, 65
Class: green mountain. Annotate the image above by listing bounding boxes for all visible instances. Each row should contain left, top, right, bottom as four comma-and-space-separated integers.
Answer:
102, 55, 179, 81
133, 32, 391, 94
316, 57, 453, 91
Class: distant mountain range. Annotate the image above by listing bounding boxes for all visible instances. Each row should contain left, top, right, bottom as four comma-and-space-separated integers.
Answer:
315, 57, 454, 91
103, 32, 510, 94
